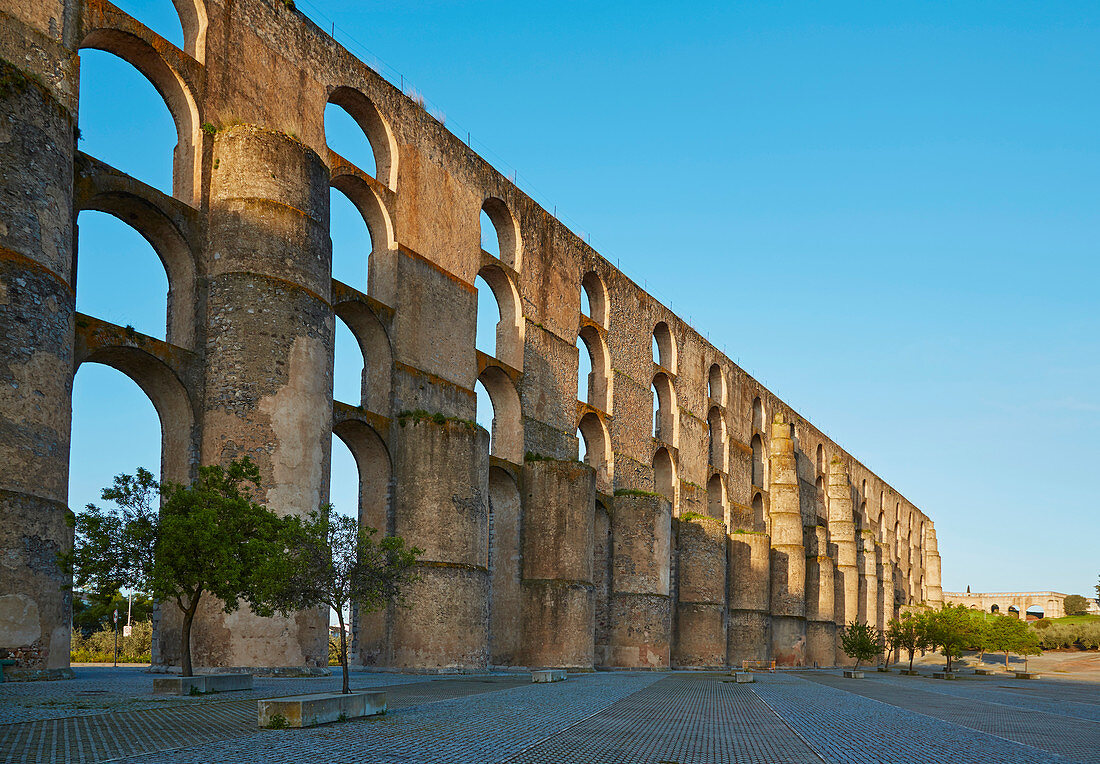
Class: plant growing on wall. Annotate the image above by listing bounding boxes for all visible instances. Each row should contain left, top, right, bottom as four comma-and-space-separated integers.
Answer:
840, 621, 881, 669
65, 459, 289, 677
257, 509, 422, 694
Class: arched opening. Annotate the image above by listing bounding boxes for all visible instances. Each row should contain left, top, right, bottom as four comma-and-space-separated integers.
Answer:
652, 321, 676, 373
334, 301, 392, 414
652, 372, 676, 445
475, 265, 523, 369
653, 447, 676, 508
326, 87, 397, 188
706, 474, 725, 521
752, 396, 764, 432
77, 48, 179, 198
488, 466, 522, 665
332, 420, 391, 665
1025, 605, 1044, 621
893, 520, 901, 559
751, 434, 765, 487
79, 28, 201, 203
708, 364, 725, 405
112, 1, 185, 48
476, 367, 523, 463
333, 317, 364, 406
858, 500, 868, 532
581, 271, 609, 328
815, 443, 824, 475
990, 604, 1000, 614
480, 198, 521, 269
76, 211, 171, 341
330, 187, 372, 293
578, 413, 612, 493
751, 492, 765, 533
707, 406, 725, 469
816, 476, 826, 516
1008, 606, 1020, 618
327, 434, 359, 642
577, 325, 611, 412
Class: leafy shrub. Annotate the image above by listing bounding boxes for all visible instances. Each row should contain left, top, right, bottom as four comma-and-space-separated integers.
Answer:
71, 621, 152, 663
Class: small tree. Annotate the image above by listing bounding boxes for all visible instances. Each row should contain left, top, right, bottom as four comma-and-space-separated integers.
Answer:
989, 614, 1040, 671
1063, 594, 1089, 616
970, 613, 992, 665
886, 611, 928, 672
66, 459, 289, 676
1016, 627, 1042, 673
259, 509, 422, 694
840, 621, 881, 669
925, 604, 974, 672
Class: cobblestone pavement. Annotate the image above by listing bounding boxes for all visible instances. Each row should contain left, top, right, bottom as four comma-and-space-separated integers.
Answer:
2, 667, 1098, 763
791, 671, 1100, 763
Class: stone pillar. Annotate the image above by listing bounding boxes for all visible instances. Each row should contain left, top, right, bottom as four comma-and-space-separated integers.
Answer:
828, 458, 858, 665
925, 526, 943, 608
520, 459, 595, 669
388, 419, 489, 669
0, 15, 78, 681
182, 126, 334, 672
804, 525, 835, 667
672, 515, 726, 668
857, 529, 878, 626
727, 531, 771, 666
878, 543, 894, 632
606, 494, 671, 668
767, 414, 806, 665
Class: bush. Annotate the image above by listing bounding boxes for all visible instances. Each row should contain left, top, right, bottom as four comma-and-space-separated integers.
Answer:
1034, 621, 1100, 651
71, 621, 152, 663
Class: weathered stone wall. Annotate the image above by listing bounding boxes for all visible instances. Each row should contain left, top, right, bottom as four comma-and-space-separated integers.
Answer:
0, 0, 940, 676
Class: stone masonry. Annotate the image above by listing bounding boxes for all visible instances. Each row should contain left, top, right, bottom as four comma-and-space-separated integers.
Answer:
0, 0, 942, 678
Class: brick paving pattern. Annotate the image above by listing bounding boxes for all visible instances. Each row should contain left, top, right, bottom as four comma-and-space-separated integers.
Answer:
2, 666, 1098, 763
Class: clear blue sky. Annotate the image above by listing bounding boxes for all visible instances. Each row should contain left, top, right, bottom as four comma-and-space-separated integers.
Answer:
72, 1, 1098, 601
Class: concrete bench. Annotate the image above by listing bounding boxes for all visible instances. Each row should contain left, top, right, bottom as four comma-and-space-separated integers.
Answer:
0, 659, 15, 683
933, 672, 957, 680
973, 668, 997, 675
258, 691, 385, 728
733, 672, 754, 683
532, 670, 567, 683
153, 673, 253, 695
1015, 672, 1041, 680
843, 670, 864, 679
899, 669, 920, 676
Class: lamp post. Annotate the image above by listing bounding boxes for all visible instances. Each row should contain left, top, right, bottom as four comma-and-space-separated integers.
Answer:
112, 609, 119, 667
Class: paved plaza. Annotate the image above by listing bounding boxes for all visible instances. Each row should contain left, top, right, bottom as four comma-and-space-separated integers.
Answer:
1, 666, 1098, 763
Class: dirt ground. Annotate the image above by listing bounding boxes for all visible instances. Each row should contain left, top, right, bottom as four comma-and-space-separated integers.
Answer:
904, 649, 1100, 681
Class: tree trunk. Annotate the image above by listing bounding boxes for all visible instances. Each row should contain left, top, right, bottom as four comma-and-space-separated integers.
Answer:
180, 597, 199, 678
909, 650, 915, 672
1004, 651, 1009, 670
337, 609, 349, 695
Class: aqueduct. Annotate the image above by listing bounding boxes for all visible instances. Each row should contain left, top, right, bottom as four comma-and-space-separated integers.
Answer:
943, 592, 1067, 620
0, 0, 942, 679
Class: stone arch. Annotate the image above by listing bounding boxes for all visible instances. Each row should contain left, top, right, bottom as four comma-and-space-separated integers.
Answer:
653, 446, 676, 507
169, 0, 208, 62
578, 412, 613, 493
751, 491, 765, 533
581, 271, 609, 328
488, 466, 522, 665
1025, 604, 1044, 621
577, 324, 611, 412
750, 433, 766, 487
327, 86, 398, 189
652, 321, 677, 373
332, 418, 391, 664
816, 475, 826, 517
707, 406, 726, 469
752, 396, 764, 433
815, 443, 824, 475
708, 363, 726, 406
333, 300, 392, 414
477, 366, 523, 463
74, 195, 196, 349
330, 173, 396, 296
706, 473, 726, 521
652, 372, 677, 445
481, 197, 522, 270
76, 346, 195, 485
990, 604, 1000, 613
476, 264, 524, 369
79, 28, 202, 203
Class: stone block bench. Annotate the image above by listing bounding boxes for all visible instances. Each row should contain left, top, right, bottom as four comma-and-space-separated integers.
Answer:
843, 670, 864, 679
973, 668, 997, 675
899, 669, 920, 676
153, 673, 253, 695
258, 691, 386, 728
733, 672, 754, 683
933, 672, 957, 680
1015, 672, 1041, 679
532, 670, 567, 683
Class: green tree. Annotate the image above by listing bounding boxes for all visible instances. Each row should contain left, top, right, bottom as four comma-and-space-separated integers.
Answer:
840, 621, 881, 669
1016, 627, 1042, 672
925, 604, 974, 672
65, 459, 289, 677
1063, 594, 1089, 616
886, 611, 929, 672
988, 614, 1028, 670
969, 613, 992, 665
257, 509, 422, 694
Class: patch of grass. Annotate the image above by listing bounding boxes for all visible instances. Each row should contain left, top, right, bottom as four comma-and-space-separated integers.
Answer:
1049, 614, 1100, 625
